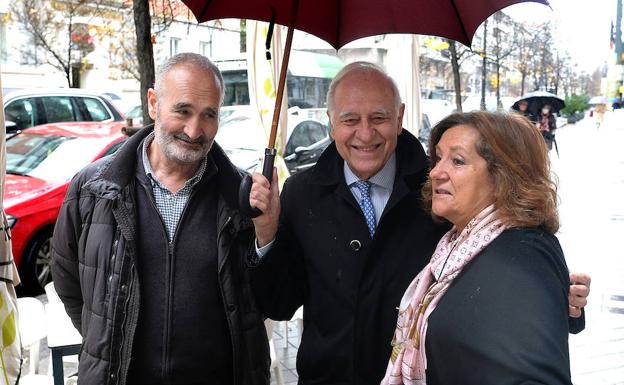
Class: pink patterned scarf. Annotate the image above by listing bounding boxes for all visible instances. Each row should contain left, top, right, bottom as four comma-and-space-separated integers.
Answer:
381, 205, 507, 385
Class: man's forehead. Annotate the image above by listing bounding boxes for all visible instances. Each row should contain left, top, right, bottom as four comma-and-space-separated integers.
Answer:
337, 70, 391, 91
337, 108, 392, 118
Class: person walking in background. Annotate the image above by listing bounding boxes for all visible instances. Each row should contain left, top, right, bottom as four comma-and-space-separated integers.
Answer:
537, 103, 557, 150
594, 103, 606, 128
383, 112, 575, 385
514, 99, 536, 123
249, 62, 590, 385
50, 53, 269, 385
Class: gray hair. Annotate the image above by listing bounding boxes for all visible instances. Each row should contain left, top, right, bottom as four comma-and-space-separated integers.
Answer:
326, 61, 402, 115
154, 52, 225, 103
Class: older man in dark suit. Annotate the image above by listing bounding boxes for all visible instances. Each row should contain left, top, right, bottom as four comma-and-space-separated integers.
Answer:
248, 61, 589, 385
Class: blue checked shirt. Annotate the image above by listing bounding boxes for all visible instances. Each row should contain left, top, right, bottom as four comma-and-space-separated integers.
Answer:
142, 133, 207, 242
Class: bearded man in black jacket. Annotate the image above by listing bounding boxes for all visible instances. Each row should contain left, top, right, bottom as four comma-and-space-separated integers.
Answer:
51, 53, 269, 385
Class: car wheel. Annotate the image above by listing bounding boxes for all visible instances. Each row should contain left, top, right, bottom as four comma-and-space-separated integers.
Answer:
18, 228, 53, 295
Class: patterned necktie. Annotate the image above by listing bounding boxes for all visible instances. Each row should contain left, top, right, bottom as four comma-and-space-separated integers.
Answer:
355, 180, 376, 237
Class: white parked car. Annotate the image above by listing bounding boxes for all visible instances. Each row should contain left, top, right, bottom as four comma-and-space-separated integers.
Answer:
217, 106, 331, 175
4, 88, 125, 133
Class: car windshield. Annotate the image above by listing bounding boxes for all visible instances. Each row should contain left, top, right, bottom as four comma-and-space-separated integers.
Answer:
6, 133, 113, 182
125, 105, 142, 118
215, 115, 265, 151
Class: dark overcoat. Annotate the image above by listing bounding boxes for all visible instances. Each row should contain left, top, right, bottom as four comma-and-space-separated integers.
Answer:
251, 130, 447, 385
426, 228, 573, 385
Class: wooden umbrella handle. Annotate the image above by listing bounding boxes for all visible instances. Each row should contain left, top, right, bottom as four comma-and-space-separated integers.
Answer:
239, 0, 300, 218
267, 0, 299, 149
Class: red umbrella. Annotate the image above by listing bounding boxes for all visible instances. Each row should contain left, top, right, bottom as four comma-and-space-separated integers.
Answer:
184, 0, 549, 49
180, 0, 550, 216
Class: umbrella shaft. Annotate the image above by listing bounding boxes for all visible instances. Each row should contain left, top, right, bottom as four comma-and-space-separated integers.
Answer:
268, 0, 299, 149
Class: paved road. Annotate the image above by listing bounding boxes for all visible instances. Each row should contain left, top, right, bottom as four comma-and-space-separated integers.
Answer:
555, 113, 624, 385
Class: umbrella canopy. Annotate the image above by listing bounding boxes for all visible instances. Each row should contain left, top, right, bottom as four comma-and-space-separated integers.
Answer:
180, 0, 552, 216
184, 0, 549, 48
511, 91, 565, 114
588, 96, 607, 105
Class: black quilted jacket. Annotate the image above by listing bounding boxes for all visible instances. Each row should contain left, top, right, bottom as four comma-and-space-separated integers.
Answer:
51, 126, 270, 385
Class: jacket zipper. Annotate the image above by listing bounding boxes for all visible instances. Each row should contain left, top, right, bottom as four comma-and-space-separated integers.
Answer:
117, 265, 134, 385
142, 191, 174, 380
114, 189, 141, 385
162, 188, 199, 381
217, 215, 240, 385
105, 229, 120, 306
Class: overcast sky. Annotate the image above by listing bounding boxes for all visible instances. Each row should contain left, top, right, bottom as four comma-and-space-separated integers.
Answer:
506, 0, 616, 73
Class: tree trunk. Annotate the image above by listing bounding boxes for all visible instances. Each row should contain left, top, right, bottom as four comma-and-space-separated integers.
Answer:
496, 61, 501, 109
67, 15, 74, 87
539, 45, 547, 90
449, 40, 463, 112
480, 20, 488, 111
133, 0, 155, 126
520, 72, 526, 95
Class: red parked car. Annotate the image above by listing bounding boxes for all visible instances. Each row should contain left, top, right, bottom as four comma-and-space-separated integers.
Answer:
4, 121, 128, 295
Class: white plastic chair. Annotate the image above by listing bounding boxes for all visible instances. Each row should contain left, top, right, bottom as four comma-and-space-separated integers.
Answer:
17, 297, 46, 374
292, 306, 304, 338
16, 297, 55, 384
44, 282, 61, 303
264, 319, 284, 385
281, 306, 304, 348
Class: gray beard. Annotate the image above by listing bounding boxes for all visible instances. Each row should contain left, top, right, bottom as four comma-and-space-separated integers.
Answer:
154, 124, 212, 165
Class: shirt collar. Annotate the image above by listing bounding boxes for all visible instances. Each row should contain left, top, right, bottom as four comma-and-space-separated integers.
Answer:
141, 132, 208, 189
343, 152, 396, 190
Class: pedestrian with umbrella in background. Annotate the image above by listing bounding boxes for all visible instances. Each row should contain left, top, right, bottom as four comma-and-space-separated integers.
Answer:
537, 103, 558, 151
512, 91, 565, 153
589, 96, 608, 128
513, 99, 537, 123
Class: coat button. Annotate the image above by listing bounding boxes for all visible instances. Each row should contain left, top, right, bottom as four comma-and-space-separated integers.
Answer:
349, 239, 361, 251
120, 284, 127, 293
227, 304, 236, 312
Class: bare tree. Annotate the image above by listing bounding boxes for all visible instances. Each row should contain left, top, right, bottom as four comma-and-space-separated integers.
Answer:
559, 60, 577, 97
133, 0, 155, 126
447, 40, 463, 111
106, 3, 140, 81
514, 23, 539, 95
530, 23, 554, 91
10, 0, 107, 87
491, 12, 517, 109
549, 51, 567, 95
480, 19, 488, 110
445, 39, 475, 112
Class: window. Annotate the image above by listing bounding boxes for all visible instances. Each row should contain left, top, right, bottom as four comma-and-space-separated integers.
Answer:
5, 98, 36, 130
6, 134, 118, 182
222, 70, 250, 106
169, 38, 180, 57
41, 96, 77, 123
199, 41, 211, 57
82, 97, 112, 121
285, 121, 328, 155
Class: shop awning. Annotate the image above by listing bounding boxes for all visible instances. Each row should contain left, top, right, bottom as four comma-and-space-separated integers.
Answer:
288, 51, 344, 79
